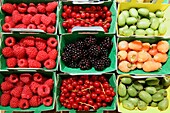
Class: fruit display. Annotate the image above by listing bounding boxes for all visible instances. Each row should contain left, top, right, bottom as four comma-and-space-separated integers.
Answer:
61, 5, 112, 33
59, 75, 116, 111
118, 40, 169, 72
61, 36, 112, 71
1, 36, 58, 69
1, 1, 58, 33
0, 72, 54, 109
118, 8, 167, 36
118, 75, 170, 111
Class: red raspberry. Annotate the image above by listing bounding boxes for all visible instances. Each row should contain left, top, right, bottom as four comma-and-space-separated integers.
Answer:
37, 85, 50, 97
48, 49, 58, 60
2, 3, 15, 14
30, 81, 40, 94
18, 3, 28, 13
5, 37, 16, 47
2, 23, 11, 32
11, 86, 23, 98
26, 47, 38, 58
16, 81, 24, 87
18, 59, 28, 68
29, 96, 41, 107
28, 59, 41, 68
6, 57, 17, 68
49, 13, 56, 25
27, 24, 36, 29
29, 3, 35, 7
5, 16, 15, 27
46, 46, 54, 53
9, 74, 18, 83
1, 81, 14, 91
44, 79, 54, 90
20, 73, 31, 84
47, 25, 55, 33
12, 10, 22, 24
36, 50, 49, 62
35, 37, 47, 50
47, 37, 58, 48
41, 15, 51, 26
18, 99, 29, 109
13, 45, 26, 59
0, 94, 11, 106
22, 14, 32, 25
20, 36, 35, 47
2, 90, 11, 94
37, 3, 46, 13
15, 24, 27, 28
44, 59, 56, 69
13, 4, 17, 9
2, 47, 14, 58
43, 96, 53, 106
33, 73, 43, 83
21, 85, 33, 99
10, 97, 19, 108
37, 24, 46, 32
31, 14, 41, 25
46, 1, 58, 12
27, 6, 37, 15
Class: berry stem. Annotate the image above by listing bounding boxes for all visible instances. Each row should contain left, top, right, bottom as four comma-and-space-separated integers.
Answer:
100, 82, 106, 95
76, 18, 91, 24
79, 102, 95, 109
72, 90, 78, 92
81, 86, 94, 92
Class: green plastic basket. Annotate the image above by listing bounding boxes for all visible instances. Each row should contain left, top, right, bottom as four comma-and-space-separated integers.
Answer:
56, 74, 117, 113
0, 0, 59, 34
0, 71, 57, 113
58, 0, 117, 34
59, 29, 117, 75
117, 37, 170, 75
0, 33, 59, 72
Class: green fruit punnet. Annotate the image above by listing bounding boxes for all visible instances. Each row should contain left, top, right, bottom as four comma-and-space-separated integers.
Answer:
129, 8, 138, 18
122, 100, 135, 110
158, 98, 169, 111
118, 82, 127, 97
139, 91, 152, 104
138, 8, 149, 17
128, 86, 138, 97
138, 100, 147, 111
121, 77, 132, 85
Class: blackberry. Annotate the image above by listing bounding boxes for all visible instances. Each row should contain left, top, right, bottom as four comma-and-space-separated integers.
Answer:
89, 56, 98, 66
79, 59, 92, 70
101, 37, 112, 49
100, 46, 108, 56
64, 43, 76, 53
101, 56, 111, 67
66, 60, 79, 68
82, 49, 89, 58
71, 48, 82, 61
84, 36, 97, 47
76, 40, 85, 49
94, 59, 105, 71
89, 45, 100, 57
61, 52, 71, 63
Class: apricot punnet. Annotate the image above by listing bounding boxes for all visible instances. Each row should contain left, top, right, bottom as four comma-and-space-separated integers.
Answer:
118, 61, 131, 72
142, 43, 150, 51
154, 53, 168, 63
118, 51, 127, 61
142, 61, 162, 72
129, 40, 142, 51
118, 41, 129, 51
127, 51, 138, 63
138, 51, 149, 62
157, 41, 169, 53
149, 44, 158, 56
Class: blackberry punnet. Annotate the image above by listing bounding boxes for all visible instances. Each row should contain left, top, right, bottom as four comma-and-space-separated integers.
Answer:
79, 59, 92, 70
84, 36, 97, 47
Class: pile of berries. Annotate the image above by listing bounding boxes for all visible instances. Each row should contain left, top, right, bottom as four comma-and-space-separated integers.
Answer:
2, 36, 58, 69
59, 75, 116, 111
0, 73, 54, 109
2, 2, 58, 33
62, 36, 112, 71
62, 5, 112, 33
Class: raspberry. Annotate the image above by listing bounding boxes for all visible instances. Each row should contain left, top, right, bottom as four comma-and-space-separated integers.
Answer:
12, 10, 22, 24
20, 36, 35, 47
46, 46, 54, 53
4, 16, 15, 27
6, 57, 17, 68
20, 73, 31, 84
49, 13, 56, 25
43, 96, 53, 106
18, 99, 29, 109
18, 3, 28, 13
28, 59, 41, 68
13, 4, 17, 9
11, 86, 23, 98
41, 15, 52, 26
30, 81, 40, 94
2, 3, 14, 14
37, 85, 50, 97
1, 94, 11, 106
47, 37, 58, 48
16, 81, 24, 87
37, 24, 46, 32
29, 3, 35, 7
21, 85, 33, 99
2, 90, 11, 94
31, 14, 41, 25
9, 74, 18, 83
35, 38, 47, 50
2, 23, 11, 32
13, 45, 26, 59
22, 14, 32, 25
5, 37, 16, 47
47, 25, 55, 33
1, 81, 14, 91
26, 47, 38, 58
2, 47, 14, 58
33, 73, 43, 83
48, 49, 58, 60
37, 3, 46, 13
10, 97, 19, 108
44, 59, 56, 69
36, 50, 49, 62
27, 24, 36, 29
15, 24, 27, 28
18, 59, 28, 68
27, 6, 37, 15
44, 79, 54, 90
29, 96, 41, 107
46, 1, 58, 12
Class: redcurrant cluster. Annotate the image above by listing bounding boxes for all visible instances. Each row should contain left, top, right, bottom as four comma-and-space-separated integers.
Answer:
59, 75, 115, 111
62, 5, 112, 33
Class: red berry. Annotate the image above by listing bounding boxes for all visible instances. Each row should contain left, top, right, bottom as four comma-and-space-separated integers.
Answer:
43, 96, 53, 106
2, 47, 14, 58
46, 1, 58, 12
27, 6, 37, 15
6, 57, 17, 68
18, 59, 28, 68
47, 25, 55, 33
28, 59, 41, 68
5, 37, 16, 47
22, 14, 32, 25
33, 73, 43, 83
18, 99, 29, 109
2, 23, 11, 32
29, 95, 41, 107
44, 59, 56, 69
36, 50, 49, 62
10, 97, 19, 108
1, 94, 11, 106
37, 3, 46, 13
9, 74, 18, 83
18, 3, 28, 13
38, 85, 50, 97
2, 3, 15, 14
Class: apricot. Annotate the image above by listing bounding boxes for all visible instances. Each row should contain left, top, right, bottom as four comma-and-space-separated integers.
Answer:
128, 40, 142, 51
153, 53, 168, 63
138, 51, 149, 63
127, 51, 138, 63
157, 41, 169, 53
118, 51, 127, 61
142, 61, 162, 72
118, 61, 131, 72
118, 41, 129, 51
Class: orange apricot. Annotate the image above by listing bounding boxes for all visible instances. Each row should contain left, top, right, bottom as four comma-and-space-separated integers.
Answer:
127, 51, 138, 63
118, 51, 127, 61
118, 41, 129, 51
118, 61, 131, 72
147, 53, 153, 61
142, 43, 150, 51
153, 53, 168, 63
128, 40, 142, 51
157, 41, 169, 53
138, 51, 149, 63
136, 62, 143, 69
148, 44, 158, 56
142, 61, 162, 72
